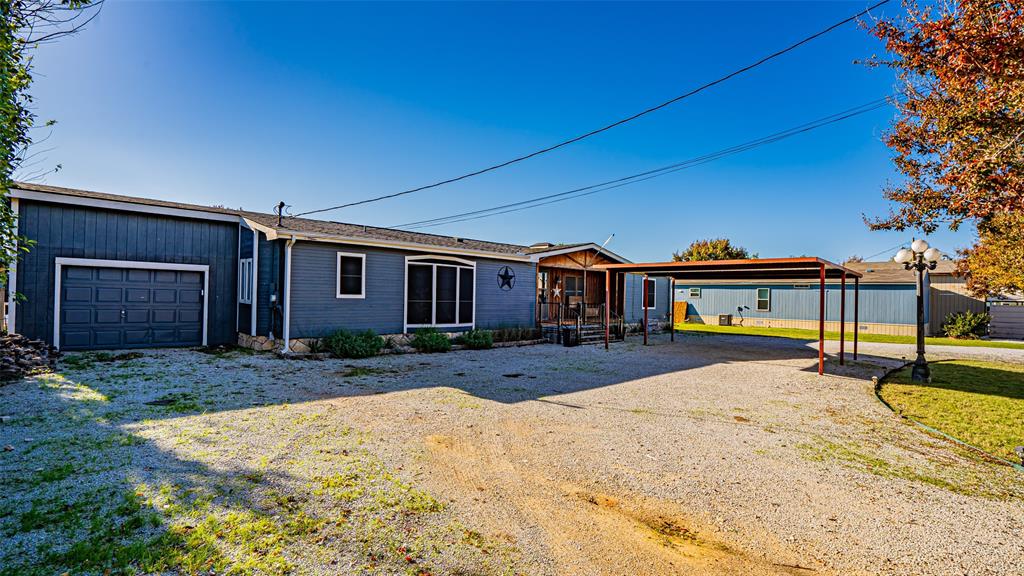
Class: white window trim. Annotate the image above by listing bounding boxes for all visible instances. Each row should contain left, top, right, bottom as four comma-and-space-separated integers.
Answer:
336, 252, 366, 299
756, 287, 771, 312
238, 258, 253, 304
403, 255, 476, 332
643, 278, 657, 310
52, 257, 209, 350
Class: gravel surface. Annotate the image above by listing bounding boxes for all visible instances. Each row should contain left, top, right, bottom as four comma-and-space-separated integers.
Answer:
1, 334, 1021, 575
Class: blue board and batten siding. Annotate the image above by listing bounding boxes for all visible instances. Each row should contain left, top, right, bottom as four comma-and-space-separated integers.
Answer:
14, 200, 239, 347
623, 275, 672, 323
287, 241, 535, 338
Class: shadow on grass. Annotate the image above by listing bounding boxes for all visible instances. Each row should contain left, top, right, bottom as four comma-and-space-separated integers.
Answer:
887, 359, 1024, 401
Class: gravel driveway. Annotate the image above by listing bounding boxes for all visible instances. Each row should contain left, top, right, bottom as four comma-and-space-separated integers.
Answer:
1, 333, 1021, 575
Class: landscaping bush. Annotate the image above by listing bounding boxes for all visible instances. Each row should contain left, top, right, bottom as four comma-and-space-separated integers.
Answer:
490, 326, 541, 343
460, 329, 494, 350
410, 328, 452, 353
942, 311, 990, 339
322, 329, 384, 358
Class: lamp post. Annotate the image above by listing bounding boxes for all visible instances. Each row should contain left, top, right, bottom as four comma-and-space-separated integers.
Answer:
894, 239, 942, 382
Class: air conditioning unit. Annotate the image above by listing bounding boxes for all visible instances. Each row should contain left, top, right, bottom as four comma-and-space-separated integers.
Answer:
718, 314, 733, 326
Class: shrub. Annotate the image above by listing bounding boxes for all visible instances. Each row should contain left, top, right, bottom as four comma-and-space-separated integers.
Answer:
322, 329, 384, 358
490, 326, 541, 343
942, 311, 990, 339
460, 329, 493, 350
410, 328, 452, 353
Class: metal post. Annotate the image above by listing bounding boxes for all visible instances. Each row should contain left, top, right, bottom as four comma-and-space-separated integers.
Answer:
911, 263, 930, 382
840, 272, 846, 366
670, 277, 675, 342
604, 270, 610, 350
818, 263, 825, 375
854, 277, 859, 360
643, 275, 649, 346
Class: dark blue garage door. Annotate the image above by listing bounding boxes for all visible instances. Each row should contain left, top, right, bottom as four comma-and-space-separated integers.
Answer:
60, 266, 204, 350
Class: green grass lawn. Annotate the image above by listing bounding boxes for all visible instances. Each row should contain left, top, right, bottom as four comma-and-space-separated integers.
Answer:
673, 323, 1024, 350
880, 360, 1024, 461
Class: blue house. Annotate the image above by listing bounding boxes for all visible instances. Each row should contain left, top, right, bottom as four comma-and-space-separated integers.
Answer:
674, 260, 938, 336
5, 183, 653, 352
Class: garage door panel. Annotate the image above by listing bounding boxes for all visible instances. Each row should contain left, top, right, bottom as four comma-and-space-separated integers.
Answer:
96, 288, 122, 302
97, 268, 123, 281
64, 286, 92, 302
63, 309, 92, 324
126, 289, 150, 302
124, 309, 150, 323
59, 264, 204, 351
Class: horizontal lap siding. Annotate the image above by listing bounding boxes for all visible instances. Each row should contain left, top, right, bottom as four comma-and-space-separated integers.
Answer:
674, 283, 917, 325
16, 201, 238, 346
624, 275, 671, 323
256, 234, 276, 336
288, 241, 536, 337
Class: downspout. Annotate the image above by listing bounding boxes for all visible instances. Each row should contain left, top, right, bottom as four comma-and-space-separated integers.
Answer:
251, 228, 258, 337
282, 236, 296, 353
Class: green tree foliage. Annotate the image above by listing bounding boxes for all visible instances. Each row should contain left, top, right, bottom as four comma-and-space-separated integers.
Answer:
672, 238, 754, 262
1, 1, 97, 300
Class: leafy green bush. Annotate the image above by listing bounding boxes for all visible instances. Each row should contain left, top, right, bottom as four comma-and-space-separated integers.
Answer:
942, 311, 990, 339
460, 329, 494, 350
322, 329, 384, 358
490, 326, 541, 343
410, 328, 452, 353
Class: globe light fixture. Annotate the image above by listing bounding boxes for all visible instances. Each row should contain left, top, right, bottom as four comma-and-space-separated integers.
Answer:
895, 240, 941, 382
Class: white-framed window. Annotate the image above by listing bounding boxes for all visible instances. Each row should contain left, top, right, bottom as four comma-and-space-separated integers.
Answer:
336, 252, 366, 299
688, 287, 701, 298
756, 287, 771, 311
238, 258, 253, 304
643, 278, 656, 309
405, 255, 475, 329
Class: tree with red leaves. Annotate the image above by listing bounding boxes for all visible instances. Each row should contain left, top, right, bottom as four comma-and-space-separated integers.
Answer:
866, 0, 1023, 295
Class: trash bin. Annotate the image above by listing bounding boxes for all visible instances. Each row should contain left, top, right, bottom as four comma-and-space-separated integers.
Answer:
561, 327, 579, 347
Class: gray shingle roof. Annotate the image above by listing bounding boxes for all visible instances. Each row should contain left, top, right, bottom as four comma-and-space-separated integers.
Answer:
13, 182, 530, 257
844, 260, 957, 283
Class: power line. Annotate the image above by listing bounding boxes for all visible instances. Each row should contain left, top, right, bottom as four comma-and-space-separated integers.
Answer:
395, 98, 893, 230
293, 0, 891, 219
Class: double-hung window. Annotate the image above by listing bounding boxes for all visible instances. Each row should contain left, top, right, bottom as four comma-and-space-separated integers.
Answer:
643, 278, 656, 309
406, 257, 475, 328
238, 258, 253, 304
337, 252, 366, 299
756, 288, 771, 311
688, 287, 701, 298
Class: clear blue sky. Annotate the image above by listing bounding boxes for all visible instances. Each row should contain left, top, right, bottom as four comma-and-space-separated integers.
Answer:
26, 1, 972, 262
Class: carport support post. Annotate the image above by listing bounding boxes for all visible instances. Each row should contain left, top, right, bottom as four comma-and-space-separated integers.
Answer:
853, 277, 859, 360
670, 278, 675, 342
818, 263, 825, 375
643, 275, 649, 346
604, 269, 610, 350
840, 272, 846, 366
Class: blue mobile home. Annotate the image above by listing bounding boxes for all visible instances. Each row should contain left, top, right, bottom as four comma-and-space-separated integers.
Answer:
675, 261, 931, 336
6, 183, 541, 352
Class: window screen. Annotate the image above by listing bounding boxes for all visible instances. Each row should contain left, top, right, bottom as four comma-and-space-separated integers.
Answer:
238, 259, 253, 304
756, 288, 771, 311
458, 268, 474, 324
435, 266, 457, 324
406, 261, 474, 327
407, 264, 433, 324
337, 253, 365, 297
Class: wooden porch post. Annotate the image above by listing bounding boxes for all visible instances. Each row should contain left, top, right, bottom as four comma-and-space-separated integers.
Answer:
670, 277, 675, 342
604, 270, 610, 350
643, 275, 649, 346
818, 263, 826, 375
840, 271, 846, 366
854, 277, 860, 360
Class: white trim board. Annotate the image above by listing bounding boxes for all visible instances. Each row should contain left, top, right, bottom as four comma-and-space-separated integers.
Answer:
52, 257, 210, 350
528, 243, 632, 264
12, 188, 239, 223
403, 254, 477, 333
335, 252, 367, 299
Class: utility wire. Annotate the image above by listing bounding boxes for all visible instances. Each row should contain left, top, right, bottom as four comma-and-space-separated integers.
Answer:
293, 0, 891, 219
394, 97, 893, 230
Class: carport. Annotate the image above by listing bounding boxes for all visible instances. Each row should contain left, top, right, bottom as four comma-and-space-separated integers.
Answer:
595, 258, 863, 375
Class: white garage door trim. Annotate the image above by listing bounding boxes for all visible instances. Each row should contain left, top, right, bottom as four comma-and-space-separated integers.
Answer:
53, 257, 210, 350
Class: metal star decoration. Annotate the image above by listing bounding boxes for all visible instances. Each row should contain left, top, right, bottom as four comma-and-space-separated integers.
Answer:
497, 266, 516, 290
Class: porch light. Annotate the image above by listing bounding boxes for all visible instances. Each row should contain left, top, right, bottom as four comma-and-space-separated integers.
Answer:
893, 248, 914, 264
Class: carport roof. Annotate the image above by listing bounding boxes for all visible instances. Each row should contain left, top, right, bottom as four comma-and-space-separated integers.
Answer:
593, 257, 862, 281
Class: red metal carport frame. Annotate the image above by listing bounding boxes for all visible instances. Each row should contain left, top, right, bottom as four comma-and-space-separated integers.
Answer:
595, 258, 863, 375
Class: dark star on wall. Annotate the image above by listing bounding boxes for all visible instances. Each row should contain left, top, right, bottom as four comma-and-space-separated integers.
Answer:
497, 266, 516, 290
